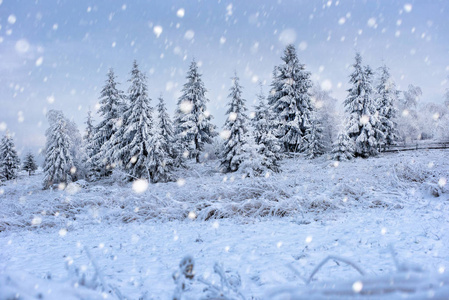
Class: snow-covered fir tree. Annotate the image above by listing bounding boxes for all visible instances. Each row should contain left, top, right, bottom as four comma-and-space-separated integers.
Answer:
375, 65, 399, 149
83, 109, 97, 179
84, 109, 95, 144
109, 60, 154, 179
22, 152, 38, 176
0, 133, 20, 181
331, 132, 355, 161
220, 73, 249, 173
156, 95, 178, 162
310, 84, 338, 151
251, 83, 269, 145
251, 84, 282, 172
174, 59, 217, 163
147, 125, 174, 183
397, 84, 422, 142
91, 68, 126, 178
43, 112, 74, 189
236, 131, 265, 178
344, 53, 382, 158
65, 118, 87, 181
258, 128, 281, 173
303, 112, 326, 159
268, 44, 314, 153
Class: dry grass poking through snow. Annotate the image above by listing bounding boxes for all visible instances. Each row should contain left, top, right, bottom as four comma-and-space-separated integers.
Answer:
0, 149, 447, 232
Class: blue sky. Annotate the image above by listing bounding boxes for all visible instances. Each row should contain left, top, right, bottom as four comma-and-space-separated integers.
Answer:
0, 0, 448, 155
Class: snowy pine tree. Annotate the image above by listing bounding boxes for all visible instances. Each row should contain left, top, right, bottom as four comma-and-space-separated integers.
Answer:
220, 73, 249, 173
65, 118, 87, 181
83, 109, 97, 179
310, 84, 338, 151
109, 60, 154, 179
251, 84, 282, 172
303, 112, 326, 159
236, 131, 265, 178
268, 44, 314, 153
0, 133, 20, 181
251, 83, 269, 145
22, 152, 38, 176
397, 84, 422, 142
156, 95, 177, 160
43, 112, 74, 189
174, 60, 217, 163
258, 128, 281, 173
375, 65, 399, 149
145, 95, 176, 182
92, 68, 126, 177
84, 109, 95, 144
344, 53, 382, 158
147, 125, 174, 183
331, 132, 355, 161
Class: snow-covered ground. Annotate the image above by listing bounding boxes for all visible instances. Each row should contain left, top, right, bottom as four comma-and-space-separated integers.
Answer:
1, 150, 448, 299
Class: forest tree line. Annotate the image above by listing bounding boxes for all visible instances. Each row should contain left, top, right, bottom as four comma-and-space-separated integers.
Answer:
1, 44, 448, 188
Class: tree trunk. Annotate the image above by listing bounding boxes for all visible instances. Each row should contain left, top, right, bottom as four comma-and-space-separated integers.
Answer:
195, 137, 200, 163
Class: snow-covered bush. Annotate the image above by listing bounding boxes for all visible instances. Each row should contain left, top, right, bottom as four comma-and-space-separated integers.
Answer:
172, 256, 244, 300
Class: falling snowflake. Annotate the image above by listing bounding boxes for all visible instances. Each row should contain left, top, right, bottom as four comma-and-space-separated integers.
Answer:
132, 179, 149, 194
177, 8, 185, 18
184, 30, 195, 40
15, 39, 30, 53
403, 3, 412, 13
7, 15, 16, 24
153, 25, 163, 38
352, 281, 363, 293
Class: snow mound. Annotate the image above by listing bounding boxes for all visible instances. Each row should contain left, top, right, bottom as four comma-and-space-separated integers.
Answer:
0, 270, 106, 300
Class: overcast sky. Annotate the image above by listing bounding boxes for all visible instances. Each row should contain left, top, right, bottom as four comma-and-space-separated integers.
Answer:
1, 0, 448, 155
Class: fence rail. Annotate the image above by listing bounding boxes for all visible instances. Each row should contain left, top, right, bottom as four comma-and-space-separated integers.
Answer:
383, 140, 449, 152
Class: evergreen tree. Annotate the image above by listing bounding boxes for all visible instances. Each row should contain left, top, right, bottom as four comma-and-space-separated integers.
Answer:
22, 152, 38, 176
109, 60, 154, 179
174, 60, 217, 163
331, 132, 355, 161
268, 44, 314, 152
344, 53, 382, 157
66, 118, 87, 181
376, 65, 399, 149
220, 73, 249, 173
83, 109, 97, 179
84, 109, 95, 144
236, 131, 265, 178
156, 95, 177, 159
303, 112, 326, 159
252, 84, 282, 172
147, 125, 174, 183
397, 84, 422, 142
43, 112, 74, 189
258, 128, 281, 173
251, 83, 269, 145
310, 84, 338, 151
0, 133, 20, 181
92, 69, 126, 177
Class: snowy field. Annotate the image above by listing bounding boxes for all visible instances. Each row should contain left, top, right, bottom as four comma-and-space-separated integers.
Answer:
1, 149, 449, 299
